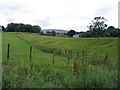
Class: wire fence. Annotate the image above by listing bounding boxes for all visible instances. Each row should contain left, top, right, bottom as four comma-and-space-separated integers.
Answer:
5, 43, 110, 66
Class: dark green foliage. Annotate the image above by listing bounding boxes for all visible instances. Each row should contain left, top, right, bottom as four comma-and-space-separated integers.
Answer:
87, 16, 107, 37
67, 30, 76, 37
24, 24, 32, 32
105, 26, 119, 37
2, 25, 6, 31
80, 26, 119, 37
51, 31, 56, 36
81, 16, 119, 37
6, 23, 41, 33
6, 23, 16, 32
32, 25, 41, 33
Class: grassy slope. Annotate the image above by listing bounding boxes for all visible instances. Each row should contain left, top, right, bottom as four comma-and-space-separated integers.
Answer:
2, 32, 118, 88
2, 32, 70, 65
2, 32, 74, 88
17, 33, 118, 63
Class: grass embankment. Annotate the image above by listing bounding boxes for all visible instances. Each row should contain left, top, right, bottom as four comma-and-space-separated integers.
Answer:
2, 32, 118, 88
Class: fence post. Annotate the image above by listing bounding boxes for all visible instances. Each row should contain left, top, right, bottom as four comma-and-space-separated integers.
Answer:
103, 52, 109, 63
65, 49, 67, 57
76, 50, 79, 59
85, 51, 87, 57
82, 51, 85, 64
70, 50, 72, 58
85, 51, 87, 66
30, 46, 32, 61
52, 49, 55, 64
7, 43, 10, 60
59, 48, 61, 56
67, 50, 70, 64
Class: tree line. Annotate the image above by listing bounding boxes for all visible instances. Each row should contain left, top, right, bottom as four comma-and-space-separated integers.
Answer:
67, 26, 119, 37
80, 26, 119, 37
2, 23, 41, 33
67, 17, 119, 37
1, 16, 119, 37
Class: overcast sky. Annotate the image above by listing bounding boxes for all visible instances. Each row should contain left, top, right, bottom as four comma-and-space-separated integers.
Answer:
0, 0, 119, 32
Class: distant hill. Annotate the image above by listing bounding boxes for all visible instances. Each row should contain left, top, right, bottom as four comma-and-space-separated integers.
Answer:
42, 29, 68, 34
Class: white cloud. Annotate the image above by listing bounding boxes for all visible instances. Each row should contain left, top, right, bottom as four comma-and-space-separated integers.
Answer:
0, 0, 119, 31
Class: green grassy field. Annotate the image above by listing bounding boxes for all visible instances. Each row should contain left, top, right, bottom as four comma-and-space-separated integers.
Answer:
2, 32, 118, 88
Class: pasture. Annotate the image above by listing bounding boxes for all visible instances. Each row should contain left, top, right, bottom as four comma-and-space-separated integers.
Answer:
2, 32, 118, 88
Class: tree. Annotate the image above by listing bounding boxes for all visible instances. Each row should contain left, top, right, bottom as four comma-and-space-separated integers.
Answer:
46, 31, 51, 35
51, 31, 56, 36
67, 30, 76, 37
116, 28, 120, 37
24, 24, 32, 32
106, 26, 119, 37
6, 23, 15, 32
2, 26, 6, 31
6, 23, 41, 33
32, 25, 41, 33
87, 16, 107, 37
19, 23, 26, 32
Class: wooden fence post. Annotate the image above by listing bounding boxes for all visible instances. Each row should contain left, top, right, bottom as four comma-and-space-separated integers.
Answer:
103, 52, 109, 63
30, 46, 32, 61
52, 49, 55, 64
7, 43, 10, 60
59, 48, 61, 56
67, 50, 70, 64
82, 51, 85, 64
70, 50, 72, 58
85, 51, 87, 57
65, 49, 67, 57
76, 50, 79, 59
85, 51, 87, 66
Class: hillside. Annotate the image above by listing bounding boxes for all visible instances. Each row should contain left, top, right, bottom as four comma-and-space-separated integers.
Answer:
2, 32, 118, 88
17, 32, 118, 62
